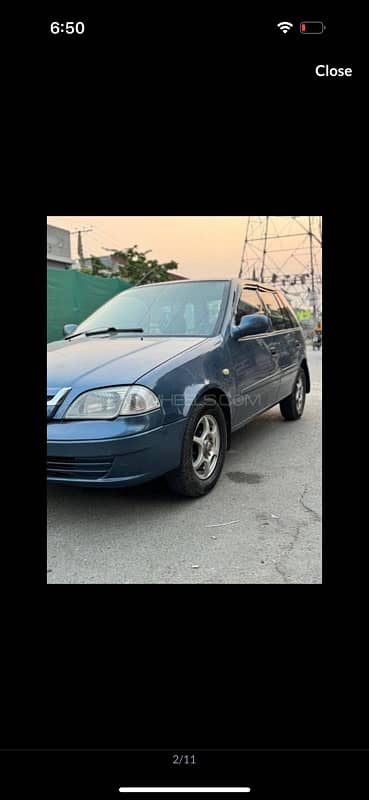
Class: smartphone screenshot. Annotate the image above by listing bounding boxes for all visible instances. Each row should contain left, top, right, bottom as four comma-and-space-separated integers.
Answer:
2, 8, 365, 799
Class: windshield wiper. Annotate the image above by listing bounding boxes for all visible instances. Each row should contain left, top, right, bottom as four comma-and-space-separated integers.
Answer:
65, 327, 144, 340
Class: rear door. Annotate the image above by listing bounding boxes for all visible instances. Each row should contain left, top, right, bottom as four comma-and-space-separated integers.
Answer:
227, 286, 278, 427
257, 288, 300, 402
275, 291, 304, 399
253, 288, 285, 402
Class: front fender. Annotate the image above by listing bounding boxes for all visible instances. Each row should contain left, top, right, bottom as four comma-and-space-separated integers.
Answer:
140, 340, 236, 425
182, 381, 234, 417
159, 377, 234, 425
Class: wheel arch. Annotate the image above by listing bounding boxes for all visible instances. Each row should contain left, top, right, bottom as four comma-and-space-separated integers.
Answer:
300, 358, 311, 393
193, 385, 232, 450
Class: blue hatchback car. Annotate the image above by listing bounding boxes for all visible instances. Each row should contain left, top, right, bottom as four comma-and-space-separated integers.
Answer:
47, 279, 310, 496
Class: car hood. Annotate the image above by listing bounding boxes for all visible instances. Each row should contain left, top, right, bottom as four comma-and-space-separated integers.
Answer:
47, 335, 206, 391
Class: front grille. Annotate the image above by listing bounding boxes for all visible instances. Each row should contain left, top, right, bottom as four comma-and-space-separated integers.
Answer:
47, 456, 113, 480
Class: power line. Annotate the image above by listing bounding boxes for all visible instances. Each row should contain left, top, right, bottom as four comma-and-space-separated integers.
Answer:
83, 231, 110, 253
93, 222, 133, 252
72, 221, 129, 254
85, 230, 123, 253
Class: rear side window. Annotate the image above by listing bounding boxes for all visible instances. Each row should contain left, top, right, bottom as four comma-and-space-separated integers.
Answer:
277, 293, 299, 328
235, 287, 265, 325
258, 290, 288, 331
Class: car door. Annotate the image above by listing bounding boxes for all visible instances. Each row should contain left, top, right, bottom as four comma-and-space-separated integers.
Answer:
257, 288, 299, 402
227, 286, 278, 427
275, 291, 304, 400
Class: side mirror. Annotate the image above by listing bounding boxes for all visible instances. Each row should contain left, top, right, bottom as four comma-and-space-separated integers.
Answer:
64, 323, 78, 338
231, 313, 271, 340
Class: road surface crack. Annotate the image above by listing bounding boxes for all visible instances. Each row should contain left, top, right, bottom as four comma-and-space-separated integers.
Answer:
299, 484, 321, 522
274, 526, 302, 584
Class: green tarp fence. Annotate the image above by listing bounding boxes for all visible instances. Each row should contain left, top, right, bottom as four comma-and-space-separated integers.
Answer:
47, 269, 131, 342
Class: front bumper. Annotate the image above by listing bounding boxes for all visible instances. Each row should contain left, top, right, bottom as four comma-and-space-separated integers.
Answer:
47, 416, 186, 487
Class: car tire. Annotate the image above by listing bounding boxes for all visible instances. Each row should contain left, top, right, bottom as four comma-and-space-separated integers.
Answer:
165, 398, 227, 497
280, 367, 306, 421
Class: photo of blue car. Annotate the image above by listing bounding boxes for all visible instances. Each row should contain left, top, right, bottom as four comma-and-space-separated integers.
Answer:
47, 278, 310, 497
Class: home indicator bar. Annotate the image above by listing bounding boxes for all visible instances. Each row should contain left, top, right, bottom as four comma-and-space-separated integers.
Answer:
118, 790, 251, 794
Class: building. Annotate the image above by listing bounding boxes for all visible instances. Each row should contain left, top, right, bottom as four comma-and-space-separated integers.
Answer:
47, 225, 72, 270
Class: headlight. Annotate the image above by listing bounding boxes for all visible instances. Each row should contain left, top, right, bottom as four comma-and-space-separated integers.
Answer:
64, 386, 161, 419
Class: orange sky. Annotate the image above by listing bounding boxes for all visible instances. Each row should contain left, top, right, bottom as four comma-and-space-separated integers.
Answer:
47, 216, 322, 281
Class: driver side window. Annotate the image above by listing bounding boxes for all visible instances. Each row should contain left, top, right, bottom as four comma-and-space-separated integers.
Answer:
235, 288, 265, 325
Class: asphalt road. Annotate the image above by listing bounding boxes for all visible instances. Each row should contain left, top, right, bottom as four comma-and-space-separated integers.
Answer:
47, 346, 322, 584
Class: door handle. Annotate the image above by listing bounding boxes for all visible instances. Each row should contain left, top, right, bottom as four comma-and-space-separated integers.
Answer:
270, 346, 277, 355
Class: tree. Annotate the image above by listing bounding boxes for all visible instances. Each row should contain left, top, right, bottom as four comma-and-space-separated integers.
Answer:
80, 246, 179, 283
111, 245, 178, 284
81, 256, 107, 276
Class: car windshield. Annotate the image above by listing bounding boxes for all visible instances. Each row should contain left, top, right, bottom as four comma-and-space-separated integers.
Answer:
74, 281, 229, 337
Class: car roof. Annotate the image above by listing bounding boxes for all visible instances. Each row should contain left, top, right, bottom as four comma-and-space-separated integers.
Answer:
133, 278, 280, 290
134, 278, 231, 288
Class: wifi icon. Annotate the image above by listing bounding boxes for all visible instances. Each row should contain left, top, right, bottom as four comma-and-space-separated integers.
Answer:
277, 21, 293, 34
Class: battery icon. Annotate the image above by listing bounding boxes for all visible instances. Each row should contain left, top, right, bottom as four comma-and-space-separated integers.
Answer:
300, 21, 324, 34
